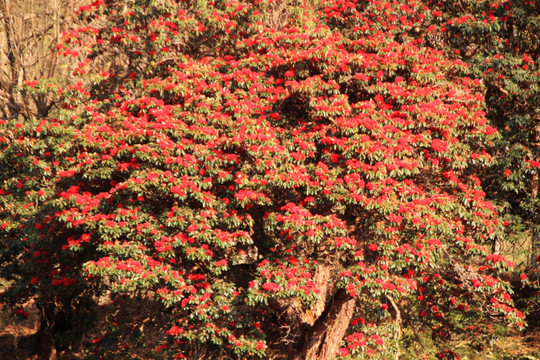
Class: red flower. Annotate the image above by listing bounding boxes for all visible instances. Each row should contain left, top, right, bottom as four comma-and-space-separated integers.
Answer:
262, 282, 280, 291
166, 326, 183, 336
368, 243, 379, 251
25, 80, 38, 88
431, 139, 448, 152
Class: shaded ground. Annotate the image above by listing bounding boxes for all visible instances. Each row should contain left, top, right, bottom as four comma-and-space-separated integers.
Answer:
0, 297, 538, 359
0, 294, 170, 360
0, 301, 40, 360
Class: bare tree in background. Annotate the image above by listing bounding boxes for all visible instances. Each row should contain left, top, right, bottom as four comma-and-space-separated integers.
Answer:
0, 0, 77, 120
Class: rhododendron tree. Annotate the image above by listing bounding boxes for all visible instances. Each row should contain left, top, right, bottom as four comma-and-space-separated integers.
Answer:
0, 0, 526, 359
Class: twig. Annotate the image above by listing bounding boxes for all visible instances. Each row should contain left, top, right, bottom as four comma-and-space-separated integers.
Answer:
386, 294, 402, 360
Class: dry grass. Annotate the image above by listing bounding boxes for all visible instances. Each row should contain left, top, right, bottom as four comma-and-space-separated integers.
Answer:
491, 332, 540, 359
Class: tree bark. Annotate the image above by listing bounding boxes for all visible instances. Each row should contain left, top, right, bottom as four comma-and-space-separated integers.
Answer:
531, 123, 540, 282
294, 289, 355, 360
268, 265, 332, 358
35, 303, 57, 360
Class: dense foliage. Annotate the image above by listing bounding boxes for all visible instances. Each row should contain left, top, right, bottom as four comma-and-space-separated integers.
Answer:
443, 0, 540, 274
0, 0, 533, 359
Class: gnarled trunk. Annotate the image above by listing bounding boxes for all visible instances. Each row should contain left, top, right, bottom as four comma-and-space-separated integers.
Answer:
267, 265, 355, 360
294, 289, 355, 360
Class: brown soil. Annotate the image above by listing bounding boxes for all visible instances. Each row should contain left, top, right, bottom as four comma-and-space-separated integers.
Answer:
0, 301, 40, 360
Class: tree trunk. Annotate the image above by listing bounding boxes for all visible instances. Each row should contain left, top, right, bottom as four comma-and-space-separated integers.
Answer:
269, 265, 333, 358
35, 303, 57, 360
531, 124, 540, 282
294, 289, 355, 360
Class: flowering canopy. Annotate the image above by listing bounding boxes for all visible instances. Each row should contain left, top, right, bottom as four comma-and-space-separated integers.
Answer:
0, 0, 525, 359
